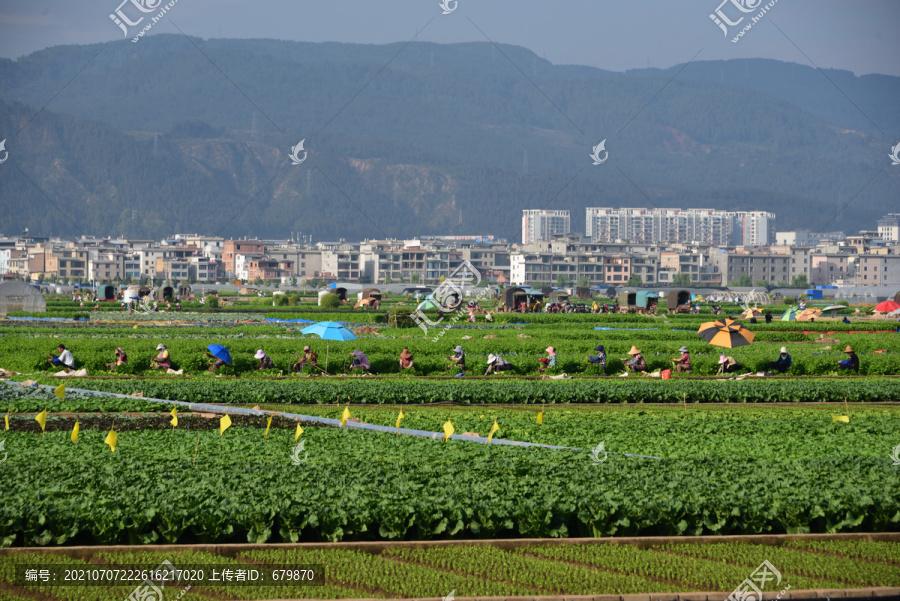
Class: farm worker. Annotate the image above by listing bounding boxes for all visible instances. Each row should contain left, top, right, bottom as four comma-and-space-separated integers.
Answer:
587, 345, 607, 368
765, 311, 773, 324
538, 347, 557, 373
625, 346, 647, 374
769, 347, 792, 373
255, 349, 275, 370
48, 344, 75, 369
106, 347, 127, 372
150, 344, 172, 370
716, 354, 742, 375
468, 306, 476, 323
592, 301, 599, 313
842, 317, 851, 324
292, 346, 318, 373
838, 346, 859, 373
205, 349, 228, 373
485, 311, 493, 322
671, 346, 691, 373
484, 354, 513, 375
175, 302, 181, 311
349, 350, 370, 373
447, 345, 466, 372
399, 348, 415, 370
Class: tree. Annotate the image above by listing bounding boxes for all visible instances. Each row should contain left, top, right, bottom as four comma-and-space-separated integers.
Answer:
308, 278, 320, 289
672, 273, 692, 286
410, 273, 420, 284
555, 274, 569, 288
754, 280, 770, 288
791, 274, 809, 288
383, 275, 392, 285
290, 276, 297, 287
731, 274, 753, 287
577, 276, 590, 288
320, 292, 341, 308
627, 274, 643, 287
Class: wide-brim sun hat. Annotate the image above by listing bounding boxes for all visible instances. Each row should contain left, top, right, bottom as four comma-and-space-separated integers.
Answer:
844, 346, 854, 353
400, 349, 412, 359
156, 344, 166, 350
454, 345, 464, 353
718, 355, 728, 364
254, 350, 265, 359
487, 354, 497, 364
678, 346, 689, 353
303, 346, 310, 351
780, 347, 788, 354
627, 346, 641, 355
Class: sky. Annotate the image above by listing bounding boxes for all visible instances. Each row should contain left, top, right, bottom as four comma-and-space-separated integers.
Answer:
0, 0, 898, 76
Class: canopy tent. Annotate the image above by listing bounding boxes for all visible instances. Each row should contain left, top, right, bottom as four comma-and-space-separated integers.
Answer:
666, 290, 691, 308
361, 288, 382, 301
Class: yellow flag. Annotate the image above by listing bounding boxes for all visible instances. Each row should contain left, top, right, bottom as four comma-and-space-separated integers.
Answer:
340, 407, 350, 428
833, 415, 849, 423
133, 325, 138, 329
54, 382, 66, 399
265, 416, 273, 439
71, 421, 79, 445
35, 409, 47, 432
487, 420, 500, 444
3, 414, 8, 431
294, 423, 303, 441
219, 414, 232, 436
170, 408, 178, 428
536, 411, 544, 425
442, 419, 455, 442
104, 429, 117, 452
395, 410, 405, 431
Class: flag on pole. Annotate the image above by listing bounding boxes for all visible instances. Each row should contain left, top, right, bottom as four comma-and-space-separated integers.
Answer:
536, 411, 544, 425
340, 407, 350, 428
265, 416, 273, 439
3, 414, 8, 431
833, 415, 849, 423
395, 410, 404, 432
219, 414, 232, 435
71, 421, 79, 445
487, 420, 500, 444
295, 423, 303, 441
104, 429, 117, 452
170, 408, 178, 428
54, 382, 66, 399
442, 419, 455, 442
35, 409, 47, 432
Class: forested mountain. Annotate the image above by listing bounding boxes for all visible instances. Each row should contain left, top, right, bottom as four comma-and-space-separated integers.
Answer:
0, 36, 896, 240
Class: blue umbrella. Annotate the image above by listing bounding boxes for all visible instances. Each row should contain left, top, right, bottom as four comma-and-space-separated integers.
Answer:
207, 344, 233, 364
301, 321, 357, 372
781, 308, 797, 322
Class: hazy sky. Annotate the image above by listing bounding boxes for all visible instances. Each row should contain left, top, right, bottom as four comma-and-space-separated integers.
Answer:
0, 0, 898, 76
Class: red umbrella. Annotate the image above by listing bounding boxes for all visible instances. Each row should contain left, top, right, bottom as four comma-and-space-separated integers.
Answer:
873, 300, 900, 313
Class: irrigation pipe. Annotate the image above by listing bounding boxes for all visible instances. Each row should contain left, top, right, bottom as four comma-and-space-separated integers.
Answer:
2, 380, 662, 460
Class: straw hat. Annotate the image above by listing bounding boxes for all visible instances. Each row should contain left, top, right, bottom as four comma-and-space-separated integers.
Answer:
254, 349, 265, 359
400, 348, 412, 359
487, 354, 497, 364
678, 346, 689, 353
545, 347, 555, 354
843, 346, 854, 354
780, 347, 788, 354
156, 344, 166, 350
627, 346, 641, 355
454, 345, 464, 353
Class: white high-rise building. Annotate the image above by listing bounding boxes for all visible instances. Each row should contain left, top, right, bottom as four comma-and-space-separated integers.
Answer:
522, 210, 570, 245
585, 208, 774, 246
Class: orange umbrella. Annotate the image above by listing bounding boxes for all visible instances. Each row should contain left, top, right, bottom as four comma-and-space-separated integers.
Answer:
697, 318, 755, 349
739, 307, 761, 319
796, 308, 822, 322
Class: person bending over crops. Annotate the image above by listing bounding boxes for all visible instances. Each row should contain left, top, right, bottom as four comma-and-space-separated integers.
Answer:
48, 344, 75, 370
484, 354, 513, 375
106, 347, 127, 372
255, 349, 275, 370
671, 346, 691, 373
292, 346, 318, 373
587, 345, 607, 369
625, 346, 647, 374
205, 350, 227, 373
349, 350, 370, 373
716, 354, 742, 375
150, 344, 171, 370
538, 347, 557, 373
447, 345, 466, 373
838, 346, 859, 373
399, 348, 415, 370
769, 347, 791, 373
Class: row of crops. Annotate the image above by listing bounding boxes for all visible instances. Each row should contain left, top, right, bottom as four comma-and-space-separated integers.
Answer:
0, 539, 897, 599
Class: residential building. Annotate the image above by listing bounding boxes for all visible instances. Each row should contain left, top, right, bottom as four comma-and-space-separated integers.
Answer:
522, 210, 571, 244
708, 250, 791, 286
855, 254, 900, 286
876, 214, 900, 242
247, 258, 295, 282
223, 240, 265, 277
809, 253, 851, 286
585, 207, 774, 246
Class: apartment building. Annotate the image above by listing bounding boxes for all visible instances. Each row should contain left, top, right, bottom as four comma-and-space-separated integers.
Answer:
877, 214, 900, 242
223, 240, 265, 277
88, 252, 125, 283
708, 251, 791, 286
855, 254, 900, 286
321, 248, 361, 281
809, 254, 851, 286
247, 258, 295, 281
521, 210, 571, 245
586, 208, 775, 246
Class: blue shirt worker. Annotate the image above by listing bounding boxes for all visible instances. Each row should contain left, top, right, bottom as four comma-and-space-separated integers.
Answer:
769, 346, 792, 373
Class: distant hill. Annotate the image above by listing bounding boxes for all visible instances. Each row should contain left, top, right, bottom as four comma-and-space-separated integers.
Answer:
0, 37, 896, 241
